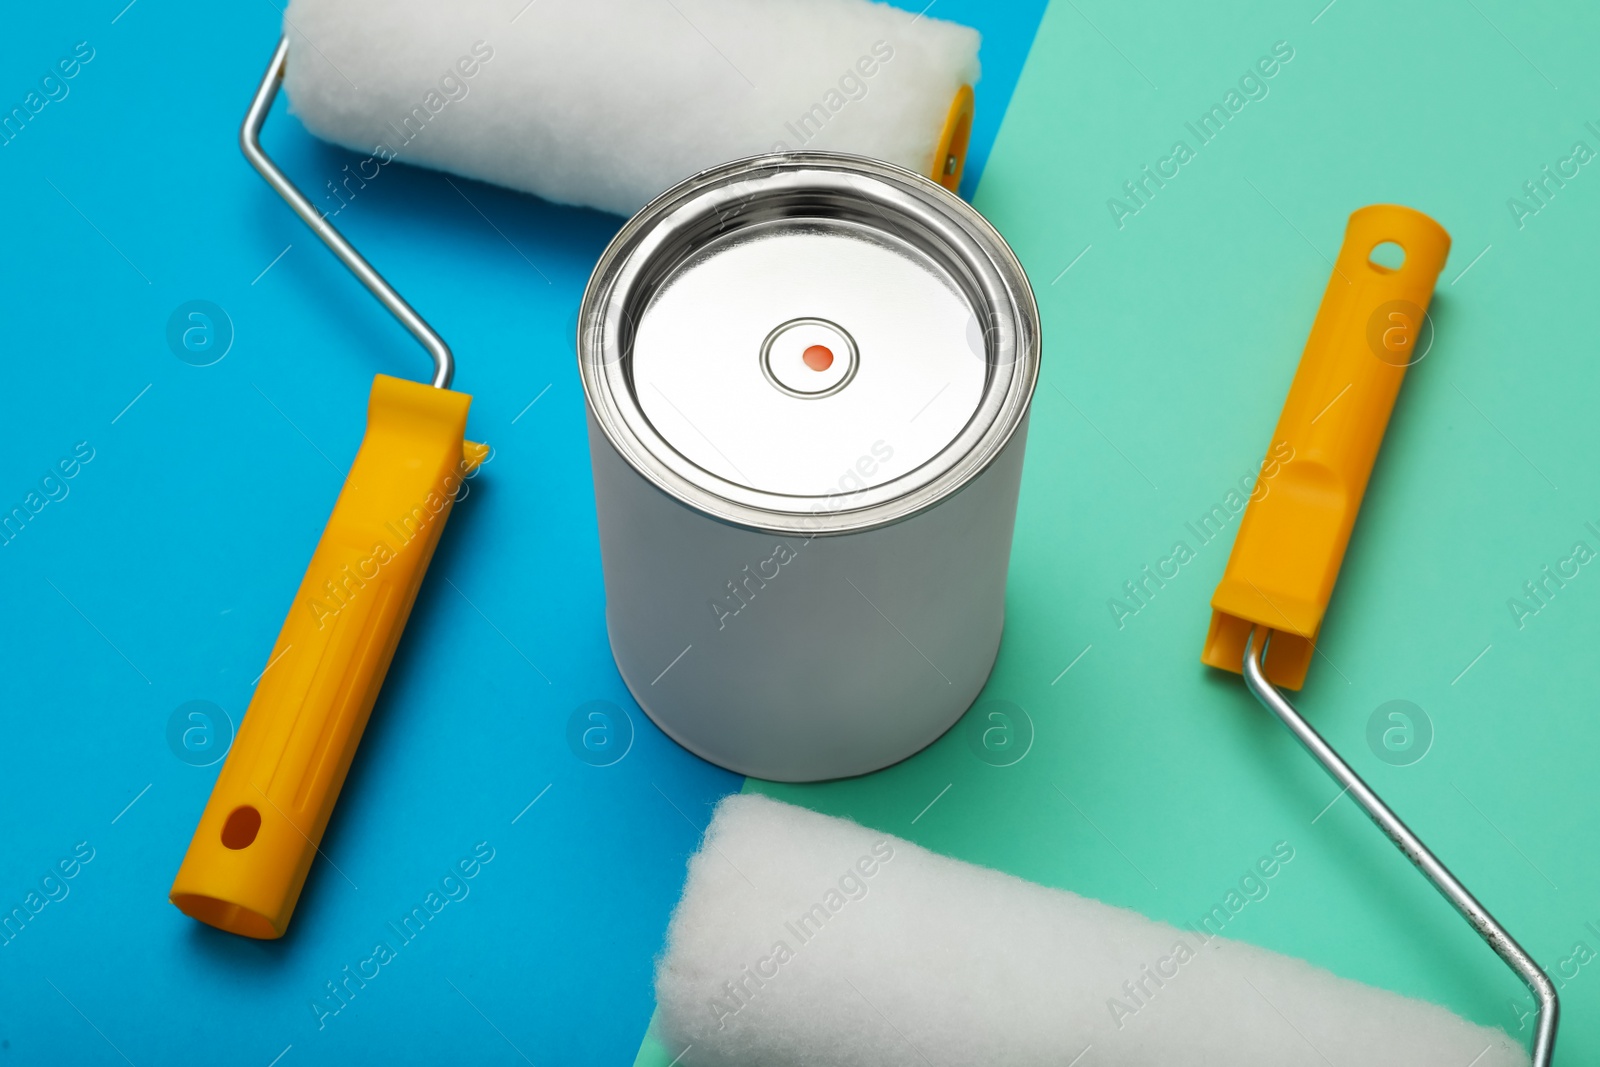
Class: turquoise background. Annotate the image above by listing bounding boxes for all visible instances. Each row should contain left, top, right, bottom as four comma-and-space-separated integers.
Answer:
0, 2, 1043, 1066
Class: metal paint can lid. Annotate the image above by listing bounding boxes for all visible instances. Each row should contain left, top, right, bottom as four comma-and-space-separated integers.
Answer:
580, 153, 1039, 534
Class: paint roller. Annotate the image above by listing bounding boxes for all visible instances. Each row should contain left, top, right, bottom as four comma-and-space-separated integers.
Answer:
650, 209, 1557, 1065
279, 0, 981, 216
653, 794, 1531, 1066
170, 0, 982, 938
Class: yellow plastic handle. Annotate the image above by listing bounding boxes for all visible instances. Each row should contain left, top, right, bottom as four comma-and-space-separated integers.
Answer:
1202, 205, 1450, 689
171, 374, 486, 938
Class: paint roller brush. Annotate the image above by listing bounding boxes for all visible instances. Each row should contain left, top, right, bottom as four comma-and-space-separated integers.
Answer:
278, 0, 981, 217
652, 794, 1533, 1065
171, 1, 983, 938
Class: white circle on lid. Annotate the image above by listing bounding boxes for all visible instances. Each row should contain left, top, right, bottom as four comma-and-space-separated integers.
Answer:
631, 224, 987, 497
760, 317, 858, 398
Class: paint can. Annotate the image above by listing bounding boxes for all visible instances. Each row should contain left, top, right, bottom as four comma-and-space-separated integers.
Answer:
579, 152, 1039, 781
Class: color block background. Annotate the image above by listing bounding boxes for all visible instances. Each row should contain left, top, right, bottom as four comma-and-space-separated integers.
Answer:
3, 0, 1599, 1064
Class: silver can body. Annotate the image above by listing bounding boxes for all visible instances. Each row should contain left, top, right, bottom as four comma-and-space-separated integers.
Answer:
580, 153, 1039, 782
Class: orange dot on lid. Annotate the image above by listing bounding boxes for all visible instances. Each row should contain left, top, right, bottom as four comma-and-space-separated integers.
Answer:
802, 344, 834, 372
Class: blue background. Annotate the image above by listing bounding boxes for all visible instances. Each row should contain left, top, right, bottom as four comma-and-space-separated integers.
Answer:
0, 2, 1046, 1065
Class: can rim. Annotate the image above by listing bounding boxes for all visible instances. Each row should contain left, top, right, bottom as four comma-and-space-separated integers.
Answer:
578, 151, 1040, 536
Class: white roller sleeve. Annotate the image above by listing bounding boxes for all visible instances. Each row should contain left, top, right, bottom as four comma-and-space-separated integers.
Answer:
654, 794, 1528, 1067
280, 0, 980, 216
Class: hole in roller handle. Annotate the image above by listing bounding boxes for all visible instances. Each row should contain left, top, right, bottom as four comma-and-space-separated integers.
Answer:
221, 805, 261, 850
1367, 240, 1406, 272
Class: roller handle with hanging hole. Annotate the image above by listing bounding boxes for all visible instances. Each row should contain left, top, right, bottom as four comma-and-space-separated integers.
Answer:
1203, 205, 1450, 689
170, 375, 487, 938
